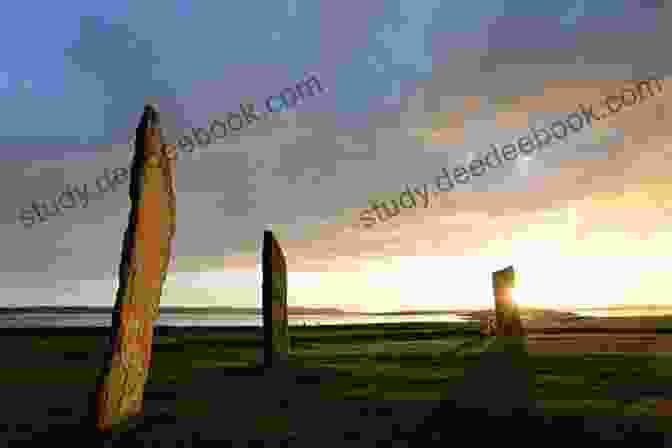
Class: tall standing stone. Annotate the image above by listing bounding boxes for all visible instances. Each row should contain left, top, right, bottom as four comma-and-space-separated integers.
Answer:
493, 266, 525, 336
92, 105, 176, 432
262, 230, 289, 367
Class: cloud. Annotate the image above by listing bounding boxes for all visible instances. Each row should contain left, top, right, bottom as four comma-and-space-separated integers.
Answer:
63, 15, 191, 147
0, 72, 9, 89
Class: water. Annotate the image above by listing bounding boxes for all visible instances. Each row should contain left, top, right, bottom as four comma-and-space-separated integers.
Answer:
0, 312, 470, 328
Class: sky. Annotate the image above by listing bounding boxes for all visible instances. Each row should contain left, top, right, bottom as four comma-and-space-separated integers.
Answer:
1, 0, 671, 312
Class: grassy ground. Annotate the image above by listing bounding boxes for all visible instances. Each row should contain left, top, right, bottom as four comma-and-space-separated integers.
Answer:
1, 322, 671, 444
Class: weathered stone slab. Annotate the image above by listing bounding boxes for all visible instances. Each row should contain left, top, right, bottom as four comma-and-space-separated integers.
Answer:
493, 266, 525, 337
262, 230, 289, 367
93, 105, 176, 432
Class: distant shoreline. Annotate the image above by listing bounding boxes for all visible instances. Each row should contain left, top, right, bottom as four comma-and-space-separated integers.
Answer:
1, 305, 671, 317
0, 306, 358, 315
0, 306, 479, 316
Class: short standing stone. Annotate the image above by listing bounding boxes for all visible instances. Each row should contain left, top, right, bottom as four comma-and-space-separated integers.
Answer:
492, 266, 525, 336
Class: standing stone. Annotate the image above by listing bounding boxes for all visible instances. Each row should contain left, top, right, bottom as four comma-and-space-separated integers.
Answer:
493, 266, 525, 336
480, 314, 496, 337
262, 230, 289, 367
92, 105, 177, 432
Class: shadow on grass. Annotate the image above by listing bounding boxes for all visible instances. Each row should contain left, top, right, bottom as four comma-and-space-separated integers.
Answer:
412, 336, 670, 444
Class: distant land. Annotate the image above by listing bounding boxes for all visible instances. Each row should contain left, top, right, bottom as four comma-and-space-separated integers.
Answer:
363, 310, 474, 315
0, 306, 491, 316
1, 304, 667, 317
0, 306, 364, 315
572, 305, 672, 311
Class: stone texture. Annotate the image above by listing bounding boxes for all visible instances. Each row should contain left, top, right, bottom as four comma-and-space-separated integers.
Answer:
93, 105, 176, 432
492, 266, 525, 336
480, 315, 496, 337
262, 230, 289, 367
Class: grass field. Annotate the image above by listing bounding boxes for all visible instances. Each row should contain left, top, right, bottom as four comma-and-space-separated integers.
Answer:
1, 321, 671, 444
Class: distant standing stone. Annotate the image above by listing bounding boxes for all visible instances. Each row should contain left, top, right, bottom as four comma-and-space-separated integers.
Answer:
492, 266, 525, 336
263, 230, 290, 367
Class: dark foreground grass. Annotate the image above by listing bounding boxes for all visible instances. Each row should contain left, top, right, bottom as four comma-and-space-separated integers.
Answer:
0, 322, 671, 445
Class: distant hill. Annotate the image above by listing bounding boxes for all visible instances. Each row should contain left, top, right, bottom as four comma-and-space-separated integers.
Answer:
572, 305, 672, 311
362, 310, 469, 316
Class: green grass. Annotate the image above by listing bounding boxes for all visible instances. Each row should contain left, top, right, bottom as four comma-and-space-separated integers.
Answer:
3, 323, 672, 430
145, 326, 672, 417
